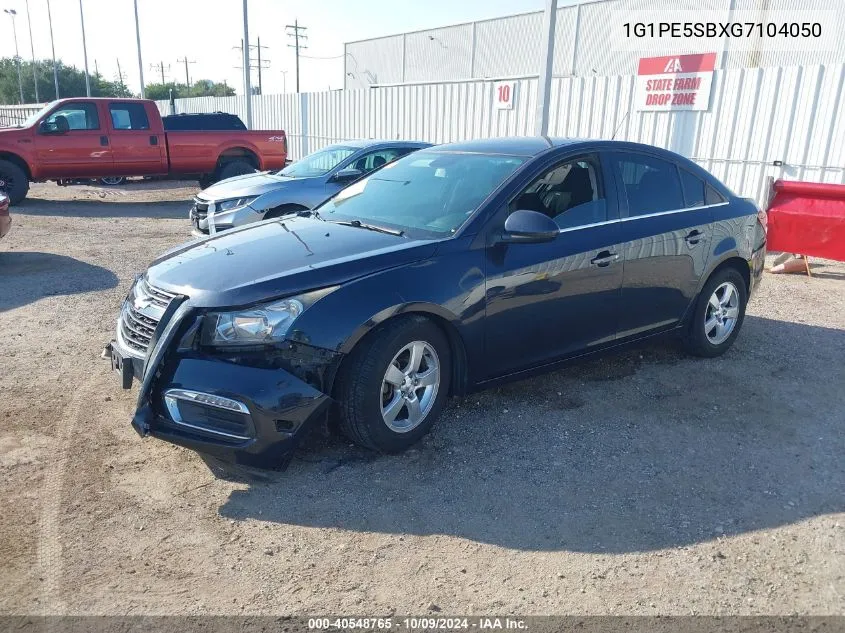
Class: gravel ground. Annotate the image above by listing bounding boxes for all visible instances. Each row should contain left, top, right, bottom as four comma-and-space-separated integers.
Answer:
1, 181, 843, 616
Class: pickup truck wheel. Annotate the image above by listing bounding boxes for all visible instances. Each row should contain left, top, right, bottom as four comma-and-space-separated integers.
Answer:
198, 175, 215, 189
0, 160, 29, 204
99, 176, 126, 186
216, 159, 256, 182
335, 316, 451, 453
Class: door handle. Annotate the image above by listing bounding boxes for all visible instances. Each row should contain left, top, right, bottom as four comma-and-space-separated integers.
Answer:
590, 251, 619, 267
100, 135, 109, 146
685, 229, 704, 245
149, 135, 158, 146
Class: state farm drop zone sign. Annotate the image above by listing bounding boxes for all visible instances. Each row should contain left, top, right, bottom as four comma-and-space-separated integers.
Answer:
635, 53, 716, 111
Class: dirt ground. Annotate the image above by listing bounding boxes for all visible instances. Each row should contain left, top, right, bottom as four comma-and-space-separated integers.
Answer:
1, 180, 843, 617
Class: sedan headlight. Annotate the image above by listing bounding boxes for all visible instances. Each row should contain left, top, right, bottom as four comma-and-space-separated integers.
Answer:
199, 287, 337, 348
216, 196, 258, 212
202, 299, 303, 347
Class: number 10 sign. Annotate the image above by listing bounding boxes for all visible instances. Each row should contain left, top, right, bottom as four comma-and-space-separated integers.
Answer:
494, 81, 515, 110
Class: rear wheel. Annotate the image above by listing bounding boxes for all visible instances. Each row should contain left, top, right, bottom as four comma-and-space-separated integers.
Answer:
0, 160, 29, 204
99, 176, 126, 186
198, 174, 215, 189
335, 316, 451, 453
216, 159, 256, 182
683, 267, 747, 358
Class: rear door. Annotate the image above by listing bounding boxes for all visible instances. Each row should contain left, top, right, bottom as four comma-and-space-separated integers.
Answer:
609, 151, 714, 340
106, 102, 166, 176
34, 101, 113, 178
483, 152, 624, 377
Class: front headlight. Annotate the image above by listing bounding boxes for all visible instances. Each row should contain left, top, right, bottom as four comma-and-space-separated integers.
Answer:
217, 196, 258, 212
199, 287, 337, 348
201, 299, 303, 347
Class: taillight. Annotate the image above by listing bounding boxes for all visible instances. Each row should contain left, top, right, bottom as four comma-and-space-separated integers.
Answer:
757, 207, 768, 234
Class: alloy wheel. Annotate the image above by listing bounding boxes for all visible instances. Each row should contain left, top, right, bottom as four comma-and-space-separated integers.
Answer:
704, 281, 740, 345
380, 340, 441, 433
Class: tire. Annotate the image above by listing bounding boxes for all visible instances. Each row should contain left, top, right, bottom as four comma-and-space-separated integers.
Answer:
198, 174, 215, 189
683, 267, 747, 358
216, 159, 256, 182
0, 159, 29, 204
99, 176, 126, 186
335, 316, 451, 453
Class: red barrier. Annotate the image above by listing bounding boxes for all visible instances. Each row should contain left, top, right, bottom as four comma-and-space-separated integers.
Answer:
766, 180, 845, 261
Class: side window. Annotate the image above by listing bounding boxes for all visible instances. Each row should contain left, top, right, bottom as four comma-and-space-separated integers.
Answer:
615, 153, 685, 217
42, 103, 100, 132
705, 185, 726, 205
679, 168, 706, 208
351, 149, 402, 174
512, 155, 607, 229
109, 103, 150, 131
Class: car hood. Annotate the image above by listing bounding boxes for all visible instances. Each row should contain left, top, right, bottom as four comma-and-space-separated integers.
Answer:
146, 216, 438, 307
199, 171, 309, 200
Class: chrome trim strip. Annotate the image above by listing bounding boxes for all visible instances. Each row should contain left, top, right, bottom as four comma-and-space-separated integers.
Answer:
163, 389, 252, 441
557, 218, 619, 234
620, 202, 729, 222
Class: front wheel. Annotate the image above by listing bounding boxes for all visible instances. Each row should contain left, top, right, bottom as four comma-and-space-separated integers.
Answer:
99, 176, 126, 186
335, 316, 451, 453
683, 267, 747, 358
0, 159, 29, 204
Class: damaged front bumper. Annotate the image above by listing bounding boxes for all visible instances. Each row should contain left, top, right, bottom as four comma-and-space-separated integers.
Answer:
107, 302, 341, 469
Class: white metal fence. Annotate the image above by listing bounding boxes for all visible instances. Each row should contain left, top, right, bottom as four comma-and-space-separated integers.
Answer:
0, 105, 41, 128
155, 63, 845, 207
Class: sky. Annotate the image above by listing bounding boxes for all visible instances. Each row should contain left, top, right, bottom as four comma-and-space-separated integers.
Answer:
0, 0, 547, 99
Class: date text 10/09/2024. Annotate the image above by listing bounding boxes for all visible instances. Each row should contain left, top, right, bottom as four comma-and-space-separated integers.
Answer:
307, 617, 528, 630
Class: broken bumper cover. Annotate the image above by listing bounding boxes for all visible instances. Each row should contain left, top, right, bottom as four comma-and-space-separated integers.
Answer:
131, 356, 333, 469
115, 301, 339, 469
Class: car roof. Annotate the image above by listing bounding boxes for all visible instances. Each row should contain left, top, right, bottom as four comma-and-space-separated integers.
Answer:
428, 137, 690, 159
329, 139, 432, 150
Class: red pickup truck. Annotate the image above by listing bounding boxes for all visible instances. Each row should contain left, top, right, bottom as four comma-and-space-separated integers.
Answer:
0, 98, 287, 203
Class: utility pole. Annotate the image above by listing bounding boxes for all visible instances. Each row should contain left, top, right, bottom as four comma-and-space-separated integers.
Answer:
79, 0, 90, 96
285, 20, 308, 93
150, 62, 170, 84
241, 0, 252, 128
133, 0, 145, 98
232, 39, 270, 96
94, 59, 99, 78
177, 56, 195, 87
535, 0, 557, 136
4, 10, 24, 103
24, 0, 38, 102
46, 0, 59, 99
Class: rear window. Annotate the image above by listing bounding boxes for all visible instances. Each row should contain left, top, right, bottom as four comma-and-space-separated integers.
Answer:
109, 103, 150, 130
679, 169, 706, 208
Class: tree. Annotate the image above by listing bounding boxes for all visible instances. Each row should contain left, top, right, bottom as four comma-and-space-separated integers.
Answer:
0, 58, 133, 104
144, 80, 235, 101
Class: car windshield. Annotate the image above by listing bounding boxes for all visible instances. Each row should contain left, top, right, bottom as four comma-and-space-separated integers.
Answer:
318, 151, 526, 237
20, 101, 57, 128
278, 146, 357, 178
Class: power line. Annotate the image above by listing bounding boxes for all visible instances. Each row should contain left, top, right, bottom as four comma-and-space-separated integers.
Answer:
232, 39, 270, 95
285, 20, 307, 93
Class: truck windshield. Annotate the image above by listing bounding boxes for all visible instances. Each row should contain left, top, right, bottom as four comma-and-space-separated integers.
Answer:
20, 101, 57, 128
318, 151, 526, 237
278, 146, 357, 178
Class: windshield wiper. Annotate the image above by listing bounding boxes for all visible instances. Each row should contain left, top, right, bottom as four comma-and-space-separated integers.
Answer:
297, 209, 326, 221
330, 219, 405, 237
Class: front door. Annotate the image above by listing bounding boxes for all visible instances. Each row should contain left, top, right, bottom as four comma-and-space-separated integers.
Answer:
483, 153, 624, 378
609, 151, 714, 340
106, 102, 166, 176
34, 102, 113, 178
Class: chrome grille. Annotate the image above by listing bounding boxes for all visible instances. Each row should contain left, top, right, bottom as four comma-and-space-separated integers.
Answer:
118, 279, 177, 357
193, 197, 209, 219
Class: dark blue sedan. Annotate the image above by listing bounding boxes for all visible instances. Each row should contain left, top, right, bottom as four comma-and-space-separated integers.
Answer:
190, 140, 431, 234
109, 137, 767, 467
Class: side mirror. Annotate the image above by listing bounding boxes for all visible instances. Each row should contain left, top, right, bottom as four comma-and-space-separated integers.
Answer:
501, 209, 559, 243
38, 121, 65, 135
332, 168, 363, 183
